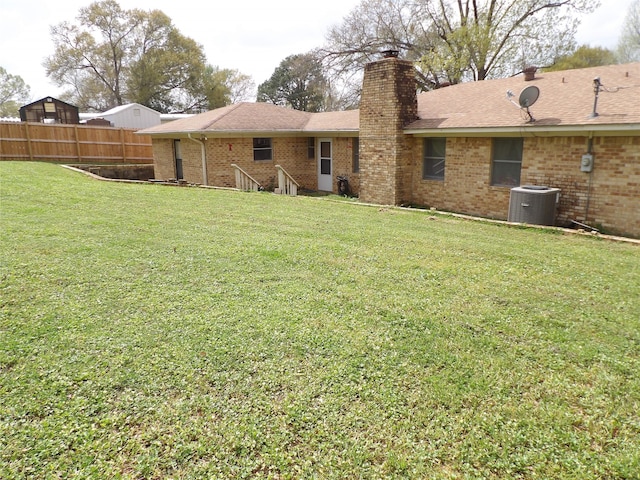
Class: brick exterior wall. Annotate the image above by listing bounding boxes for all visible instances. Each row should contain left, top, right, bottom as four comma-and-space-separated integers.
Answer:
521, 135, 640, 236
411, 137, 511, 219
151, 139, 175, 180
182, 140, 207, 184
153, 131, 638, 237
152, 136, 358, 194
332, 137, 360, 194
150, 57, 638, 238
359, 57, 417, 205
410, 135, 640, 237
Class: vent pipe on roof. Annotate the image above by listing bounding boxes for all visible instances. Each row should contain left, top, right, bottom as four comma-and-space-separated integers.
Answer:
590, 77, 602, 118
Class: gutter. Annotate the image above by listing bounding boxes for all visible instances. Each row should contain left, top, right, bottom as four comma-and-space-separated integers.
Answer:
187, 133, 208, 186
404, 124, 640, 136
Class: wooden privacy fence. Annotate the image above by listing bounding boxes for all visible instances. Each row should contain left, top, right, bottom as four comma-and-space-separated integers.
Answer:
0, 122, 153, 164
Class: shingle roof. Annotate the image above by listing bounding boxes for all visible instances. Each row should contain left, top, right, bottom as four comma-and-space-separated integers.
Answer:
140, 101, 359, 136
139, 63, 640, 137
407, 63, 640, 133
303, 109, 359, 132
141, 102, 314, 135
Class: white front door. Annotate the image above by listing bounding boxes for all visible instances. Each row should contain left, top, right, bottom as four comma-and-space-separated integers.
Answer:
318, 138, 332, 191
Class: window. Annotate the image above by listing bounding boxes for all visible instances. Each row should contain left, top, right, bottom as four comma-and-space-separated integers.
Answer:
352, 138, 360, 173
308, 137, 315, 159
423, 138, 445, 180
174, 139, 183, 180
253, 138, 272, 161
491, 138, 523, 186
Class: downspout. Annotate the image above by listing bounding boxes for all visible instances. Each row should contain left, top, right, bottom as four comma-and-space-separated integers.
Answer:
187, 133, 208, 186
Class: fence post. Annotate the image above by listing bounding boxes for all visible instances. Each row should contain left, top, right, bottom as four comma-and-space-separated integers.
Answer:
74, 125, 82, 162
120, 128, 127, 163
25, 123, 33, 161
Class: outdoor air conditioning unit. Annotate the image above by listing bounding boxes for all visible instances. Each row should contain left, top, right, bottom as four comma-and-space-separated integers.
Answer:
508, 185, 560, 226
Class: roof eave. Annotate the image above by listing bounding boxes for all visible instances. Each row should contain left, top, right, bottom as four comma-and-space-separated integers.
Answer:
302, 129, 359, 136
140, 128, 360, 138
404, 123, 640, 137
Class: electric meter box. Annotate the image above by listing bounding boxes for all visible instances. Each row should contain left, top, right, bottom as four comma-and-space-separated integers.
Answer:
581, 153, 594, 172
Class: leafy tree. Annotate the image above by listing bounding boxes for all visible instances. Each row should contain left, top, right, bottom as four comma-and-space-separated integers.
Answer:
125, 9, 207, 113
617, 0, 640, 62
188, 66, 256, 111
545, 45, 617, 71
198, 66, 233, 111
45, 0, 141, 110
257, 53, 329, 112
43, 0, 237, 113
322, 0, 598, 93
224, 69, 256, 104
161, 67, 256, 113
0, 67, 31, 117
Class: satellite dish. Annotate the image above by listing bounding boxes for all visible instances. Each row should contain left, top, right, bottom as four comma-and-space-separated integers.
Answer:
506, 85, 540, 123
518, 85, 540, 108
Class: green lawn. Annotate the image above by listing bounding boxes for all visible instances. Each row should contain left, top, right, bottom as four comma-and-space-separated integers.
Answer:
1, 162, 639, 479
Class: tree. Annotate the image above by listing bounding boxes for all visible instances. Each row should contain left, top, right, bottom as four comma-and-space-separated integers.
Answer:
0, 67, 31, 117
224, 69, 256, 104
257, 53, 329, 112
198, 66, 233, 111
43, 0, 234, 113
45, 0, 142, 110
617, 0, 640, 62
322, 0, 598, 94
190, 67, 256, 111
125, 9, 207, 113
160, 67, 256, 113
545, 45, 617, 71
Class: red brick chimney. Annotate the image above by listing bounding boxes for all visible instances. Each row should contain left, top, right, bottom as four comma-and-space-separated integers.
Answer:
358, 53, 417, 205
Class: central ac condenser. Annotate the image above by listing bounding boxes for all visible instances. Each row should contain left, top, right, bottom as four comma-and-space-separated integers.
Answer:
508, 185, 560, 226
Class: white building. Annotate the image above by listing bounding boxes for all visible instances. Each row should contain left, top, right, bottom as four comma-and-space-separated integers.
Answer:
81, 103, 161, 129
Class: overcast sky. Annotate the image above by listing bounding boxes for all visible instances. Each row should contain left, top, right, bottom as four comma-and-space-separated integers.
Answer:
0, 0, 634, 102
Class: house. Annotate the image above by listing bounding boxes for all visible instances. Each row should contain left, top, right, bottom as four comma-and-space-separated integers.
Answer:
82, 103, 161, 129
19, 96, 79, 124
160, 113, 194, 124
139, 58, 640, 238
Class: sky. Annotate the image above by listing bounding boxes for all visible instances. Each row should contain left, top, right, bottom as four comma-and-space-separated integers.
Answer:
0, 0, 635, 102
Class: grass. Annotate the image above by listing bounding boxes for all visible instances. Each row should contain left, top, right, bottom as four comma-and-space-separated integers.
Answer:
1, 162, 639, 479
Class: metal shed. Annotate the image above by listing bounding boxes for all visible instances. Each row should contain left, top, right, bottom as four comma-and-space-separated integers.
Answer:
93, 103, 161, 130
19, 97, 80, 124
